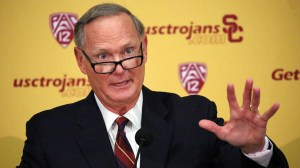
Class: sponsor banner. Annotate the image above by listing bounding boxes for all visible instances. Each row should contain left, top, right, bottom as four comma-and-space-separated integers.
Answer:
146, 14, 243, 45
272, 68, 300, 81
13, 75, 90, 98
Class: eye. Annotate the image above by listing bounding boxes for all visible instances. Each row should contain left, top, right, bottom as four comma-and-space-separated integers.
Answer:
125, 48, 134, 55
98, 53, 107, 60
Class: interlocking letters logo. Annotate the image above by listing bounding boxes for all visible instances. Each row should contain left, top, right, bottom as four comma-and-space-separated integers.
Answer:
223, 15, 243, 43
50, 13, 78, 48
179, 62, 207, 95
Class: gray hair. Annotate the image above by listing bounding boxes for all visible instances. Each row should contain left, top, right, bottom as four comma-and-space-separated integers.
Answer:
74, 3, 145, 48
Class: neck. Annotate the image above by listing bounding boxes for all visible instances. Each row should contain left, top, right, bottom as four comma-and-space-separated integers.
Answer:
105, 103, 135, 116
98, 96, 139, 116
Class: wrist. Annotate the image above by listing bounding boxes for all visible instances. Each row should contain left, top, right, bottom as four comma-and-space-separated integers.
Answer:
241, 138, 266, 154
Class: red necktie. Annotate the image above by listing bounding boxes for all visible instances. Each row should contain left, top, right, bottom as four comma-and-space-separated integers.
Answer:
114, 116, 135, 168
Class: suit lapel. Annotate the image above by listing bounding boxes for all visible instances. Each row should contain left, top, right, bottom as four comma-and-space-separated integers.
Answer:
140, 87, 173, 168
74, 88, 173, 168
74, 92, 117, 168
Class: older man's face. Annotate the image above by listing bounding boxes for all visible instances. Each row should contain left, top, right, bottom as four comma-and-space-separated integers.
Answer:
75, 13, 147, 113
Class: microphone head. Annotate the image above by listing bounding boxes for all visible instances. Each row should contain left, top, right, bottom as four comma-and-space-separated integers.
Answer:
135, 128, 153, 147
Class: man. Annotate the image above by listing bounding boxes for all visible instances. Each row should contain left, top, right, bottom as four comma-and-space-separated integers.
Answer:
18, 3, 288, 168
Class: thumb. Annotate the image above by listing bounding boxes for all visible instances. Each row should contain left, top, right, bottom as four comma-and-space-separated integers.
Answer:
199, 119, 222, 136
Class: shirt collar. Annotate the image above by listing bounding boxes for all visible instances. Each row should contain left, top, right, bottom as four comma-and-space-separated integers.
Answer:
94, 91, 143, 131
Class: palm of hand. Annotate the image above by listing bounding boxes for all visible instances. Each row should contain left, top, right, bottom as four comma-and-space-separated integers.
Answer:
199, 79, 279, 153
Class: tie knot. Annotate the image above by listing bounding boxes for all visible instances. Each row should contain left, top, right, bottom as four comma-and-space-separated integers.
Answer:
115, 116, 129, 131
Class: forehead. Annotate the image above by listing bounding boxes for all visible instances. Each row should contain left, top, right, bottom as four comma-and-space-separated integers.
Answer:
83, 13, 140, 50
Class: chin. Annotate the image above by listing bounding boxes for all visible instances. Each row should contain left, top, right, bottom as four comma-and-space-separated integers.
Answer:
113, 88, 138, 101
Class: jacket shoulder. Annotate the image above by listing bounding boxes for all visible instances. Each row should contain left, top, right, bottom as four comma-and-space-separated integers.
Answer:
143, 86, 217, 118
27, 94, 93, 127
143, 86, 213, 108
35, 99, 84, 117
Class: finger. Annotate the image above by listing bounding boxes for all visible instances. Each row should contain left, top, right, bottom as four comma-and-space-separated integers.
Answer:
242, 79, 254, 109
250, 87, 260, 112
261, 102, 280, 121
227, 83, 239, 110
199, 120, 225, 140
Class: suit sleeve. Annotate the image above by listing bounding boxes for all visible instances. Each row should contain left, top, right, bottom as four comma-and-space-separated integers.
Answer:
18, 117, 48, 168
241, 142, 289, 168
265, 139, 289, 168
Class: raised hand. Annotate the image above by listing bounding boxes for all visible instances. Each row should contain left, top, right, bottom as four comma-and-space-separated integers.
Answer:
199, 79, 280, 153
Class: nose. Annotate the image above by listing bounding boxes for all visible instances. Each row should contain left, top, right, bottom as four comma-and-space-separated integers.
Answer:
113, 63, 126, 75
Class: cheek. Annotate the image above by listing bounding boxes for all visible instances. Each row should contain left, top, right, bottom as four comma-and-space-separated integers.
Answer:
135, 67, 145, 83
86, 72, 107, 90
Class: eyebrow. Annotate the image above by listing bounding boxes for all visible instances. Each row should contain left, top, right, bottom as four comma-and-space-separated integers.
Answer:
89, 41, 139, 56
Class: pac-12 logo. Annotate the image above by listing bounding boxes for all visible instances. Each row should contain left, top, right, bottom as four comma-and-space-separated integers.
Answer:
179, 62, 207, 95
49, 13, 78, 48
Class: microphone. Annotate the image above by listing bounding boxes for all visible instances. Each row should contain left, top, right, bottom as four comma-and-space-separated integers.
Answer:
133, 128, 153, 168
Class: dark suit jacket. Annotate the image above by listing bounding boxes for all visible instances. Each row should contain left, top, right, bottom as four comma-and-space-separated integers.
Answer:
18, 86, 288, 168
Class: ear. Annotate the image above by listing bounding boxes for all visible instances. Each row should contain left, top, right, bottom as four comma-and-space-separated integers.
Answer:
142, 35, 148, 63
74, 47, 87, 74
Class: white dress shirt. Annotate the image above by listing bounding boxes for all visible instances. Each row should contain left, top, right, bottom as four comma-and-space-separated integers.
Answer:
95, 92, 143, 167
94, 91, 273, 167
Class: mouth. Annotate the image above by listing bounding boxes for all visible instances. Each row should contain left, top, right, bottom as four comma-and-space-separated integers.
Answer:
111, 80, 131, 87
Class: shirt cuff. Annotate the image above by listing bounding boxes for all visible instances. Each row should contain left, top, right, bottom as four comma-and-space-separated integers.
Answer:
243, 136, 273, 167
